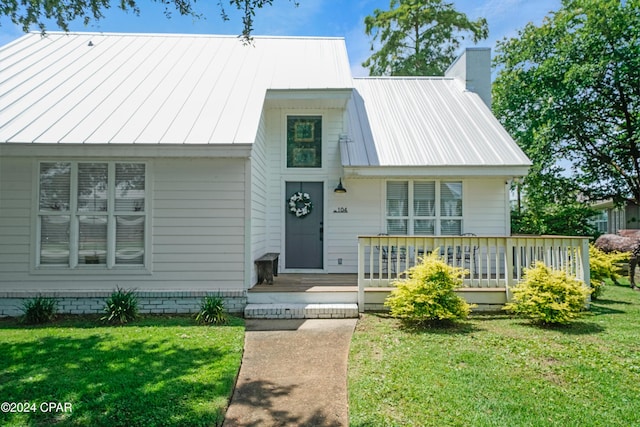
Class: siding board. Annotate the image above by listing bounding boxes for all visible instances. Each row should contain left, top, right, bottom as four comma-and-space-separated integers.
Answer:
153, 208, 243, 218
152, 244, 244, 254
153, 234, 244, 244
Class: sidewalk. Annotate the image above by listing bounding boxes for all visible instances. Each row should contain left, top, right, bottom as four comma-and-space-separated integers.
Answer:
223, 318, 358, 427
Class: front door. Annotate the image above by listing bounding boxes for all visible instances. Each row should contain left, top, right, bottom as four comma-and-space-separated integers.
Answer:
285, 182, 323, 269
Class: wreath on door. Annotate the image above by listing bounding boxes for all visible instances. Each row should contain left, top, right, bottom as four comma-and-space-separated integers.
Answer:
288, 192, 313, 218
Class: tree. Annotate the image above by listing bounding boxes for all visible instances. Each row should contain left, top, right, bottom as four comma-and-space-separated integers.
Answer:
0, 0, 295, 39
493, 0, 640, 208
511, 196, 598, 236
363, 0, 488, 76
510, 161, 598, 236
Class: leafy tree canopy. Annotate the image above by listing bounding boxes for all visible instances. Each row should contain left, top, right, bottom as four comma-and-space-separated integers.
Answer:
363, 0, 488, 76
0, 0, 295, 39
493, 0, 640, 207
511, 161, 598, 236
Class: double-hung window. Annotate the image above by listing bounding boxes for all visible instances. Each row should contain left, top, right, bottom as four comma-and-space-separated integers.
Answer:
386, 180, 463, 235
38, 161, 147, 268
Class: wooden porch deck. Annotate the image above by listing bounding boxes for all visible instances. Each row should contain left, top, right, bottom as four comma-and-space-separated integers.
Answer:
249, 273, 358, 293
248, 272, 512, 292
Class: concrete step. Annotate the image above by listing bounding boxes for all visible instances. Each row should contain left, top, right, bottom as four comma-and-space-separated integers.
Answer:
247, 290, 357, 304
244, 303, 359, 319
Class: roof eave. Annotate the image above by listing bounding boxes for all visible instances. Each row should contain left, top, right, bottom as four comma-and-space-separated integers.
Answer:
343, 164, 531, 178
0, 142, 253, 158
264, 88, 353, 109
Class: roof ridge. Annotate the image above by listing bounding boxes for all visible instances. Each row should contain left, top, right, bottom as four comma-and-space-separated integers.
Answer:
29, 31, 345, 41
354, 76, 454, 80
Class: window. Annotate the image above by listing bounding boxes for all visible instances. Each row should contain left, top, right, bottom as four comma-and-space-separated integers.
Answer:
386, 180, 463, 235
38, 162, 146, 268
287, 116, 322, 168
590, 210, 608, 234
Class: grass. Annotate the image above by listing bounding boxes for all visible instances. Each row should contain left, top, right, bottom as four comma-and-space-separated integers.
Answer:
0, 314, 244, 427
348, 283, 640, 427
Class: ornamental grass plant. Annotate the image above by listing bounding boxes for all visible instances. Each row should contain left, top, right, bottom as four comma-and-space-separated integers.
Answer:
384, 250, 474, 325
21, 296, 58, 324
195, 296, 228, 325
102, 287, 138, 324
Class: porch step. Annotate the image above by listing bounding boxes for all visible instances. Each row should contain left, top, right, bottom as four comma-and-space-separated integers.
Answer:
244, 303, 359, 319
247, 289, 357, 304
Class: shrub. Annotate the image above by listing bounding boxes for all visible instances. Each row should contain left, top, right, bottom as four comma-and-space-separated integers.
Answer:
384, 250, 474, 324
102, 287, 138, 324
21, 295, 58, 324
504, 262, 591, 325
589, 244, 629, 299
195, 296, 228, 325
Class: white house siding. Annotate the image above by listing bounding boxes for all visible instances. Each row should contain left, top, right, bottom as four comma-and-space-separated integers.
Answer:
250, 113, 269, 285
326, 178, 382, 272
152, 158, 246, 290
464, 178, 510, 235
0, 157, 32, 279
0, 156, 247, 292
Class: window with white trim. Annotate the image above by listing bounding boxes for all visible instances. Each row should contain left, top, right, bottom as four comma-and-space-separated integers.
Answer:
38, 162, 147, 268
386, 180, 463, 235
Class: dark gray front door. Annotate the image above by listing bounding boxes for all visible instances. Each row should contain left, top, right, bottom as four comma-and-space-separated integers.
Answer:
285, 182, 323, 269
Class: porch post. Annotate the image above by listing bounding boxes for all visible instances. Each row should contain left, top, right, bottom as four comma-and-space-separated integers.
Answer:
358, 237, 365, 313
581, 238, 591, 288
505, 237, 514, 301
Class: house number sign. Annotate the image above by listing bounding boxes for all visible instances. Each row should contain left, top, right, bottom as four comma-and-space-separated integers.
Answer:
333, 207, 348, 213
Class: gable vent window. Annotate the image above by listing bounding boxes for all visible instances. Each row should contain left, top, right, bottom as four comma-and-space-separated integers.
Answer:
386, 180, 462, 235
37, 162, 147, 268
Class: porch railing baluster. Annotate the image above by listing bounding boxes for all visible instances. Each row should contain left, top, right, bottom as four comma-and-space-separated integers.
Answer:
357, 235, 590, 312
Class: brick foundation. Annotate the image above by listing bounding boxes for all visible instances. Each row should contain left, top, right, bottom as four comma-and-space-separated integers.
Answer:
0, 290, 247, 318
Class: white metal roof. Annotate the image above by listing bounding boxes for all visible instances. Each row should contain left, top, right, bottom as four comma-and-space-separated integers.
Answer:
343, 77, 531, 171
0, 32, 352, 144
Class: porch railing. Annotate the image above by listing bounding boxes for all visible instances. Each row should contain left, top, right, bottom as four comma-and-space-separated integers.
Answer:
357, 235, 591, 312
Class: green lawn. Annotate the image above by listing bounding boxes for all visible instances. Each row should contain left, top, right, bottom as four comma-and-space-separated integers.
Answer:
0, 315, 244, 427
348, 284, 640, 427
3, 284, 639, 426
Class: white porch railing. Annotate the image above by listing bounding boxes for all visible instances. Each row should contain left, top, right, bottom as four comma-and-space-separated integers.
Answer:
357, 235, 591, 312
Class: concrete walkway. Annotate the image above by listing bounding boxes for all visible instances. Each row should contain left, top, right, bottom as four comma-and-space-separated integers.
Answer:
223, 318, 358, 427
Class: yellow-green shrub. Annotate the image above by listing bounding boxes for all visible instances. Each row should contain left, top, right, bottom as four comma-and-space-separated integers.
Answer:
384, 250, 474, 324
505, 262, 591, 325
589, 244, 629, 298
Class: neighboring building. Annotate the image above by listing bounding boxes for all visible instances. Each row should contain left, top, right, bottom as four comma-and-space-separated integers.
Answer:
591, 200, 640, 234
0, 33, 535, 317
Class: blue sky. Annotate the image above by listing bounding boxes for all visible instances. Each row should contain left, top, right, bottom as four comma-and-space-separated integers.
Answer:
0, 0, 560, 76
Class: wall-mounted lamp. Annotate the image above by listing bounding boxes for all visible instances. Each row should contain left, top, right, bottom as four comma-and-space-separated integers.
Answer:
334, 178, 347, 193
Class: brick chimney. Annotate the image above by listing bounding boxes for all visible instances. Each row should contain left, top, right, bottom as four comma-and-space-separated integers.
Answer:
444, 47, 491, 109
